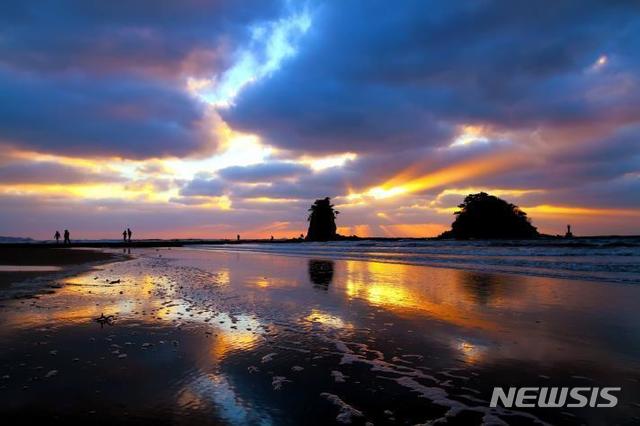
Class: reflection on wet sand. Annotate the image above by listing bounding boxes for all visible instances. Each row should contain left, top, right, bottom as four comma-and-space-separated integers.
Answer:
303, 309, 351, 330
0, 248, 639, 425
0, 265, 62, 272
340, 259, 640, 365
308, 259, 334, 289
343, 260, 501, 331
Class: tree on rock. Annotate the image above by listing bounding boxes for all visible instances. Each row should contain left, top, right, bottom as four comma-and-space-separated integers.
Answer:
306, 197, 339, 241
439, 192, 539, 239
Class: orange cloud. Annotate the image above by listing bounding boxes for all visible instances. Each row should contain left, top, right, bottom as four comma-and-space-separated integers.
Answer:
351, 150, 531, 201
524, 204, 640, 217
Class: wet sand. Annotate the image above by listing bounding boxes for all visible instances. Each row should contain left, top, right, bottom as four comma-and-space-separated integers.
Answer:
0, 247, 123, 298
0, 247, 639, 425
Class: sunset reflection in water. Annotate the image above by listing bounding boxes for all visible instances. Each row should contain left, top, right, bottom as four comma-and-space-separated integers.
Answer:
1, 249, 639, 425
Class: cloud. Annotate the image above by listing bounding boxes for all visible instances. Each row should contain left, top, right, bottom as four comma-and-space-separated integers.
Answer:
169, 196, 217, 206
223, 0, 640, 153
515, 174, 640, 210
1, 0, 639, 237
0, 0, 286, 158
0, 68, 218, 158
474, 124, 640, 191
216, 0, 640, 226
230, 166, 356, 200
124, 177, 174, 193
179, 176, 226, 197
0, 0, 283, 78
218, 161, 310, 182
0, 161, 123, 184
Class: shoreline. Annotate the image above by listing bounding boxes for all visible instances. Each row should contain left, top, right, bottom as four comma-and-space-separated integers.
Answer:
0, 234, 638, 250
2, 235, 638, 287
178, 236, 640, 285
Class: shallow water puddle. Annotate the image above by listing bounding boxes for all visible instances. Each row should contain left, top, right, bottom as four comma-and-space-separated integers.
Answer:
0, 265, 62, 272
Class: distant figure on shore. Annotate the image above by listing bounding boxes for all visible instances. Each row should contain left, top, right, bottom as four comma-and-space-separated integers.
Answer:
306, 197, 339, 241
270, 235, 274, 241
127, 228, 132, 242
237, 234, 240, 241
54, 230, 60, 244
438, 192, 539, 239
63, 229, 70, 245
122, 230, 127, 242
565, 224, 573, 238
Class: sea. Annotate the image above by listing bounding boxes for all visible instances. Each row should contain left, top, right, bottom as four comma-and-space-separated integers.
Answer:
197, 237, 640, 284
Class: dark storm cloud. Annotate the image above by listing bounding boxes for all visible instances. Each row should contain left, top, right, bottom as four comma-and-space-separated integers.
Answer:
476, 124, 640, 191
218, 162, 311, 182
169, 196, 216, 206
177, 163, 338, 200
0, 0, 284, 158
0, 0, 282, 78
230, 167, 354, 200
179, 176, 226, 197
0, 161, 123, 184
223, 0, 640, 153
0, 68, 213, 158
522, 175, 640, 210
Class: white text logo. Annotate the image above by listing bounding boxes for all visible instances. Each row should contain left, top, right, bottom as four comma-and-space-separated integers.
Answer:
490, 387, 620, 408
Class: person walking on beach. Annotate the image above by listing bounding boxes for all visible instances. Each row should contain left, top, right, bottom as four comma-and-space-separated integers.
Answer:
54, 230, 61, 244
123, 229, 127, 243
127, 228, 132, 242
63, 229, 70, 245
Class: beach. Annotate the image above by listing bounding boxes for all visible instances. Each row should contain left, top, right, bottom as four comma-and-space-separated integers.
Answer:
0, 247, 123, 299
1, 244, 639, 424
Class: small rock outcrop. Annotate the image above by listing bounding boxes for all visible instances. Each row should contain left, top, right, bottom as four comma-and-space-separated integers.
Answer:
306, 197, 339, 241
439, 192, 539, 239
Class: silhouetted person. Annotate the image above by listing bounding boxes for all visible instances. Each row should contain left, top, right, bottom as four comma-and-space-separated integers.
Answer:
63, 229, 70, 245
54, 230, 61, 244
123, 230, 127, 242
308, 259, 334, 289
127, 228, 132, 242
270, 235, 274, 241
306, 197, 339, 241
565, 224, 573, 238
439, 192, 538, 239
237, 234, 240, 241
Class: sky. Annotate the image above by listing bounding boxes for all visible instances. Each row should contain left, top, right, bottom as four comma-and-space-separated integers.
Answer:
0, 0, 639, 239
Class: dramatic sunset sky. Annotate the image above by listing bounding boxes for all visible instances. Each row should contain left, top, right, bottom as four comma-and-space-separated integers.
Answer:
1, 0, 639, 239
